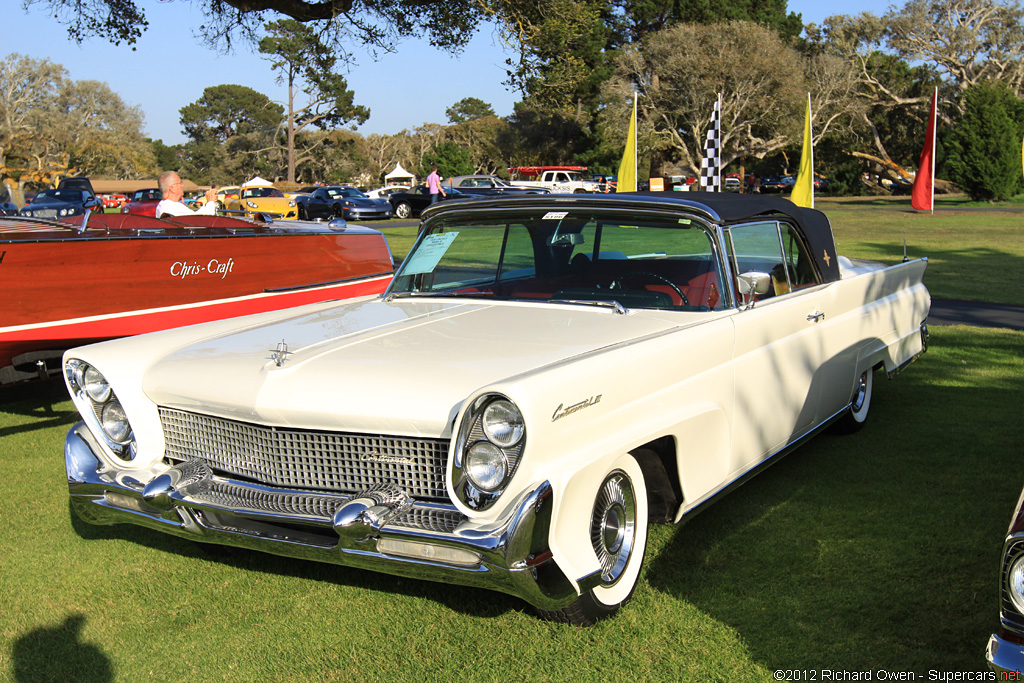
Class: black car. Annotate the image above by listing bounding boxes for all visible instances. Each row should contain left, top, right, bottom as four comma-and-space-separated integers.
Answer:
444, 175, 550, 197
295, 186, 392, 221
388, 185, 472, 219
19, 189, 97, 219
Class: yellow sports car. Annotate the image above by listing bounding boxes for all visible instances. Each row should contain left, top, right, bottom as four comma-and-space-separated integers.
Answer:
223, 185, 298, 220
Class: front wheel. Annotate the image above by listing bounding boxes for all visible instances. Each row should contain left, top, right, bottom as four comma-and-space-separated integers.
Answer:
394, 202, 412, 219
537, 453, 648, 626
832, 367, 874, 434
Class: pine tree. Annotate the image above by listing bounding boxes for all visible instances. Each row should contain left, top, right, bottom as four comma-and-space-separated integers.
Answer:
946, 83, 1024, 202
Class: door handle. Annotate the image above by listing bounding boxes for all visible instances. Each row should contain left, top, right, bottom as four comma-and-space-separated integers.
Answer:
807, 311, 825, 323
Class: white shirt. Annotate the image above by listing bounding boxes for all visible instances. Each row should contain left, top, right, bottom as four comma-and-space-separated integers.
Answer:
156, 198, 219, 218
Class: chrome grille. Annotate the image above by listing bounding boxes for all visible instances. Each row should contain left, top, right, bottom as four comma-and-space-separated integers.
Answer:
159, 408, 450, 501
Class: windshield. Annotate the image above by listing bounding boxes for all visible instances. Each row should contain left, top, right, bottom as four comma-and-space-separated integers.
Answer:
242, 187, 284, 198
34, 190, 82, 203
389, 208, 727, 311
328, 187, 367, 198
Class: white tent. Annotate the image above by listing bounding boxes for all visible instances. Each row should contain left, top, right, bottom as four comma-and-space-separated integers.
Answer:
242, 176, 273, 187
384, 164, 415, 186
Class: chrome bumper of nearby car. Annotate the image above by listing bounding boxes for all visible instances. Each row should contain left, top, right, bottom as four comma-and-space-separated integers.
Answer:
986, 632, 1024, 673
64, 423, 577, 610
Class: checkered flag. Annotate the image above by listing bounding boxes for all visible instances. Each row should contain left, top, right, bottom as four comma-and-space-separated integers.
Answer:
699, 94, 721, 192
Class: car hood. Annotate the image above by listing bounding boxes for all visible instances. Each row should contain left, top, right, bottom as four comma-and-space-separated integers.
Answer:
142, 298, 681, 437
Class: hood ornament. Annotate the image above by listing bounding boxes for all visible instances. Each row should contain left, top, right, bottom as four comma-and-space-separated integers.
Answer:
269, 339, 292, 367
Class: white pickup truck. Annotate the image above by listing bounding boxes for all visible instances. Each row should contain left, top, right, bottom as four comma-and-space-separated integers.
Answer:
509, 167, 602, 194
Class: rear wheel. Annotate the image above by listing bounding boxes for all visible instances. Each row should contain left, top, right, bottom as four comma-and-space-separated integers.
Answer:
297, 204, 308, 220
537, 453, 648, 626
833, 368, 873, 433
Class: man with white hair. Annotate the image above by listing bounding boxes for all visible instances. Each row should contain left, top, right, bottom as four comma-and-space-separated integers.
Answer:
155, 171, 219, 218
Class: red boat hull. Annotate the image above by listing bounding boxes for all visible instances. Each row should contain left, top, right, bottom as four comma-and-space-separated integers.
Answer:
0, 213, 394, 383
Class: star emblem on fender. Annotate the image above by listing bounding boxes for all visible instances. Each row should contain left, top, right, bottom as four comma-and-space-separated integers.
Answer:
269, 339, 292, 367
823, 249, 832, 267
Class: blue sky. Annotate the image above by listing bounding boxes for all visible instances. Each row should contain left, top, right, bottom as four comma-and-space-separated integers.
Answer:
6, 0, 894, 146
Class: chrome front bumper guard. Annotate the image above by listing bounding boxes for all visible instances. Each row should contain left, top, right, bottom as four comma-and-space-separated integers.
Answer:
987, 632, 1024, 674
65, 423, 578, 611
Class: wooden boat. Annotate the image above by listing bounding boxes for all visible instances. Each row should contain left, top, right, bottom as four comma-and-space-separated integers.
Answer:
0, 211, 395, 384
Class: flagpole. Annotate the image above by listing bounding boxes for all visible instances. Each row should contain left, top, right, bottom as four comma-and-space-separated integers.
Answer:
929, 86, 937, 214
716, 92, 722, 192
632, 92, 638, 187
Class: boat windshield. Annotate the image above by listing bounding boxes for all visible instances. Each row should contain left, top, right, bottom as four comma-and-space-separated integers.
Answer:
388, 209, 727, 311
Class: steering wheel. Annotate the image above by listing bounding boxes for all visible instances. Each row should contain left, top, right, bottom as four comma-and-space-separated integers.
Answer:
610, 271, 689, 306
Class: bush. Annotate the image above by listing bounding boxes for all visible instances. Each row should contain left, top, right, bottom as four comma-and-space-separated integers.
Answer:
945, 83, 1024, 202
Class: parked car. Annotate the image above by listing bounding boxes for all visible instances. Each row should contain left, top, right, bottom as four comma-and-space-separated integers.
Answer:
120, 188, 163, 217
761, 176, 795, 193
985, 485, 1024, 673
295, 185, 393, 221
366, 184, 411, 200
62, 192, 930, 626
223, 185, 298, 220
100, 193, 127, 209
388, 184, 472, 219
444, 175, 550, 196
0, 186, 17, 215
19, 189, 97, 219
57, 176, 96, 198
723, 177, 742, 192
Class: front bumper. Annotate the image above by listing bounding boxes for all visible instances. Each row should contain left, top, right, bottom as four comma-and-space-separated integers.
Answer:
345, 209, 391, 220
987, 632, 1024, 674
65, 423, 576, 611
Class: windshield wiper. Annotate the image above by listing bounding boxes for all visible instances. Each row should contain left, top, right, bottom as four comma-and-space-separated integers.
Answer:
384, 291, 494, 302
550, 299, 628, 315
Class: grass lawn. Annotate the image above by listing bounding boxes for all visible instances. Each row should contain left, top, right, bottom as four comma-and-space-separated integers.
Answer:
2, 325, 1022, 680
378, 193, 1024, 306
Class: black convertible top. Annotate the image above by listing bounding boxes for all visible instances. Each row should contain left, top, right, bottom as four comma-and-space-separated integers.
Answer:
624, 191, 840, 283
425, 190, 842, 283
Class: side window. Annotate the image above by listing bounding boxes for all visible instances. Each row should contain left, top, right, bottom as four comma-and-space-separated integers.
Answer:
726, 221, 791, 298
782, 224, 820, 288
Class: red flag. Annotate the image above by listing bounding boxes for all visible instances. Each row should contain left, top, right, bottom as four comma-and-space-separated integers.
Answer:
911, 87, 937, 211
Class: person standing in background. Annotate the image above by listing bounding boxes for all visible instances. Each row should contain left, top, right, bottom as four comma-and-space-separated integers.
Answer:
426, 165, 446, 205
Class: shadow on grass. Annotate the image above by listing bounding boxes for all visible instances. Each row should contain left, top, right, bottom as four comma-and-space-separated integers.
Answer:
0, 378, 78, 438
67, 502, 523, 623
11, 614, 113, 682
645, 328, 1024, 671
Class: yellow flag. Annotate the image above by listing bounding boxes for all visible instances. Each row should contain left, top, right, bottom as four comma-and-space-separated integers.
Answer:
791, 94, 814, 208
616, 94, 637, 193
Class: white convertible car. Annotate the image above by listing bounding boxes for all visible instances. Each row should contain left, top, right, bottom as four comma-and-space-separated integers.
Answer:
63, 192, 930, 625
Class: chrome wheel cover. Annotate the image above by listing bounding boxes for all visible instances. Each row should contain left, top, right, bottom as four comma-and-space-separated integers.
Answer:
590, 471, 637, 585
851, 371, 869, 413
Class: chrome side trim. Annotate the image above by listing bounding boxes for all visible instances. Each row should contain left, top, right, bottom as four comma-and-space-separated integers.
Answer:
677, 403, 851, 522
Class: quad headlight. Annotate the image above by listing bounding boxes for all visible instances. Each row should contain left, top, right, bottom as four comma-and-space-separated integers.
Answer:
454, 394, 526, 510
465, 441, 507, 491
1008, 553, 1024, 614
65, 359, 136, 459
481, 400, 524, 447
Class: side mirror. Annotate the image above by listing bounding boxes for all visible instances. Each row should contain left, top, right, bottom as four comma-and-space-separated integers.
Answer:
737, 271, 772, 308
78, 196, 104, 232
